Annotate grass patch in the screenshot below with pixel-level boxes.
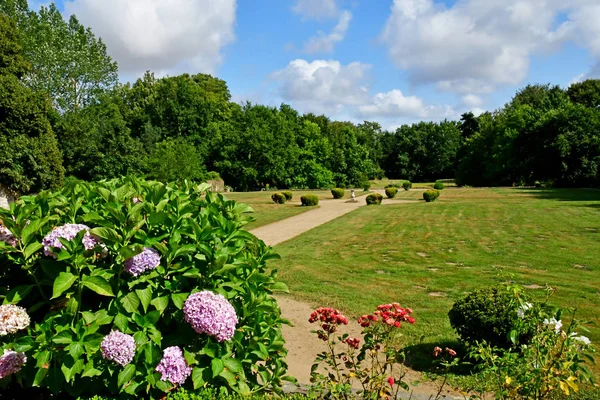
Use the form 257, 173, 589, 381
369, 179, 457, 189
224, 190, 367, 230
272, 188, 600, 376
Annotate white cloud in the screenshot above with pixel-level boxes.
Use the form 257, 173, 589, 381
63, 0, 236, 76
462, 94, 484, 108
304, 10, 352, 53
292, 0, 338, 20
270, 59, 455, 122
380, 0, 592, 94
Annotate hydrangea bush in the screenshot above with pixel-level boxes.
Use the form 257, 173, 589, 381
0, 177, 291, 397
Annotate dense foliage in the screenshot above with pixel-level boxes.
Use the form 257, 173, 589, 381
330, 188, 345, 199
402, 182, 412, 191
0, 177, 291, 397
422, 190, 440, 202
365, 193, 383, 205
281, 191, 293, 201
384, 187, 398, 198
300, 195, 319, 206
271, 193, 286, 204
433, 182, 445, 190
3, 2, 600, 193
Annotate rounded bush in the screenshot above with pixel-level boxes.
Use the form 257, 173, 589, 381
385, 187, 398, 198
433, 181, 445, 190
271, 192, 286, 204
0, 177, 289, 397
301, 194, 319, 206
423, 189, 440, 202
402, 181, 412, 191
331, 188, 345, 199
366, 193, 383, 205
281, 191, 293, 201
448, 287, 522, 348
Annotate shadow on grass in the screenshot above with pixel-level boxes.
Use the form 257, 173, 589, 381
514, 187, 600, 203
404, 340, 474, 375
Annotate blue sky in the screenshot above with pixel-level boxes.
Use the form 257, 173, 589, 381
41, 0, 600, 127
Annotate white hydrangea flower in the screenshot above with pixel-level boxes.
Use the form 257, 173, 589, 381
573, 335, 591, 345
543, 317, 562, 334
0, 305, 30, 336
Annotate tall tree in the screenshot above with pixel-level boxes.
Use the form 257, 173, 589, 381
567, 79, 600, 109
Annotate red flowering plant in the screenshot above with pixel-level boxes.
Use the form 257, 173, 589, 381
308, 303, 416, 399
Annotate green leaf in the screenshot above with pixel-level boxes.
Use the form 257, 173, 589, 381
52, 330, 73, 344
23, 242, 42, 259
144, 310, 160, 327
82, 275, 114, 297
171, 292, 188, 309
51, 272, 77, 299
270, 282, 290, 293
120, 292, 140, 313
114, 313, 130, 332
118, 364, 136, 388
223, 358, 243, 374
33, 367, 49, 386
4, 285, 33, 304
21, 219, 43, 246
68, 342, 85, 359
35, 351, 51, 368
211, 358, 224, 378
150, 296, 169, 313
192, 367, 206, 389
61, 356, 84, 383
135, 287, 152, 313
118, 245, 144, 260
89, 227, 122, 243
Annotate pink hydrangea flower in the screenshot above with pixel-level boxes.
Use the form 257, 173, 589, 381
0, 350, 26, 379
42, 224, 106, 258
101, 330, 136, 366
183, 291, 238, 342
155, 346, 191, 385
0, 225, 17, 247
124, 247, 161, 276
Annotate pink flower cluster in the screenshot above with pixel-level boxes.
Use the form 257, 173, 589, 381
358, 303, 415, 328
343, 337, 360, 349
42, 224, 106, 258
0, 225, 17, 247
124, 247, 161, 276
101, 331, 136, 366
155, 346, 192, 385
0, 350, 26, 379
309, 307, 349, 340
183, 291, 238, 342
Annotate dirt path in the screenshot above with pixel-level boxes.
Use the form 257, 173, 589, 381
249, 193, 464, 398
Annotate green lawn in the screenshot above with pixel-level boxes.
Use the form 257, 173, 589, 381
224, 189, 368, 230
272, 188, 600, 368
370, 178, 457, 189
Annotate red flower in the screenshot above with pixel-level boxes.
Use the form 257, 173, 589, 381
343, 337, 360, 349
309, 307, 349, 337
387, 377, 395, 386
446, 348, 457, 357
433, 346, 443, 357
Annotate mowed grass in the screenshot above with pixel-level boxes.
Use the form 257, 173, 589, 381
272, 188, 600, 365
370, 178, 457, 189
224, 190, 368, 230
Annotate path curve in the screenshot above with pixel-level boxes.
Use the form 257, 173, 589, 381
249, 192, 463, 399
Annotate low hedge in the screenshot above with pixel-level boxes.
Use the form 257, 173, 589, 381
331, 188, 345, 199
281, 191, 293, 201
301, 194, 319, 206
433, 181, 445, 190
423, 189, 440, 202
271, 192, 286, 204
385, 187, 398, 198
366, 193, 383, 205
402, 181, 412, 191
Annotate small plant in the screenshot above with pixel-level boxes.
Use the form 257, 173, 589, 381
535, 181, 542, 188
281, 191, 293, 201
301, 194, 319, 206
331, 188, 345, 199
433, 181, 445, 190
448, 286, 524, 348
423, 189, 440, 202
402, 181, 412, 191
271, 192, 286, 204
366, 193, 383, 205
308, 303, 416, 399
470, 284, 596, 399
363, 182, 371, 192
385, 187, 398, 199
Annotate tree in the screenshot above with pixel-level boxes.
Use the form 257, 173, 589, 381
567, 79, 600, 109
147, 138, 206, 182
0, 14, 64, 193
2, 2, 118, 112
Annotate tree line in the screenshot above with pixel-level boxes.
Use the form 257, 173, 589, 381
1, 1, 600, 194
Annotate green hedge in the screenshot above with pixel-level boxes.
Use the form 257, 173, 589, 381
423, 189, 440, 202
281, 191, 293, 201
331, 188, 345, 199
385, 187, 398, 198
366, 193, 383, 205
300, 194, 319, 206
402, 181, 412, 191
271, 192, 286, 204
433, 181, 445, 190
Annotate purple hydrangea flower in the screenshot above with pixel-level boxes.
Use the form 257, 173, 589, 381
100, 330, 136, 366
42, 223, 106, 258
124, 247, 161, 276
0, 350, 27, 379
155, 346, 192, 385
0, 304, 30, 336
0, 225, 17, 247
183, 291, 238, 342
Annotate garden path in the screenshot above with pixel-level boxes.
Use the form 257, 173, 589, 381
249, 192, 464, 399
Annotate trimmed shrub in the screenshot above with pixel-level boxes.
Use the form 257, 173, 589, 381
281, 191, 293, 201
448, 287, 522, 348
384, 183, 401, 189
301, 194, 319, 206
402, 181, 412, 191
433, 181, 445, 190
363, 182, 371, 192
366, 193, 383, 205
271, 192, 286, 204
331, 188, 345, 199
385, 187, 398, 198
423, 190, 440, 202
0, 177, 289, 397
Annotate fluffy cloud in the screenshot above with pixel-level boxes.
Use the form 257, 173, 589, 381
271, 59, 455, 121
461, 94, 484, 108
380, 0, 593, 94
63, 0, 236, 76
304, 10, 352, 53
292, 0, 338, 20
